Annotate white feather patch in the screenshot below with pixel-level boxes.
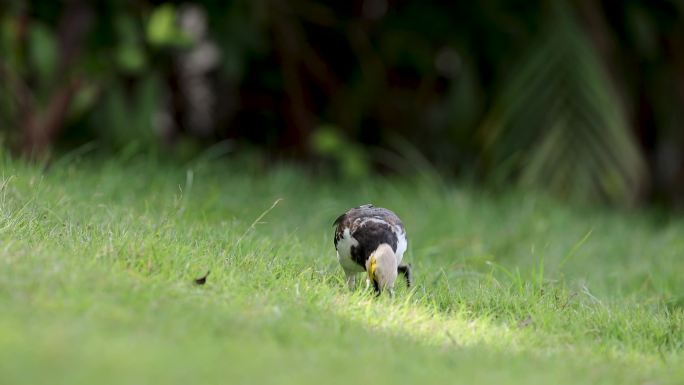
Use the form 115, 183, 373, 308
394, 227, 408, 264
336, 228, 364, 272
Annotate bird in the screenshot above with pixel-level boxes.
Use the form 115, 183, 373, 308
333, 204, 412, 295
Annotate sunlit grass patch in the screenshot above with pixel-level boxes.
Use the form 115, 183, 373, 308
0, 156, 683, 384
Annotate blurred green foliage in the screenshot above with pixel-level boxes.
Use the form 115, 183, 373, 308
482, 3, 646, 204
311, 125, 369, 179
1, 0, 683, 205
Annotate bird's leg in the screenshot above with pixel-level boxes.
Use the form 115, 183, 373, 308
344, 270, 357, 290
398, 264, 412, 287
372, 279, 381, 296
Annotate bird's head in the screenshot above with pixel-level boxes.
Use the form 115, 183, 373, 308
366, 243, 398, 296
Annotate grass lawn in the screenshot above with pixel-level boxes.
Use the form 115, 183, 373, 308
0, 155, 682, 385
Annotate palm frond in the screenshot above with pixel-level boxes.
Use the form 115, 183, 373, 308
482, 6, 647, 204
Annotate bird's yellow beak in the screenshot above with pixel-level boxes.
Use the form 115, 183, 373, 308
368, 255, 377, 282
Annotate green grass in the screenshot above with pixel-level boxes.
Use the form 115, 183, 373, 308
0, 154, 683, 385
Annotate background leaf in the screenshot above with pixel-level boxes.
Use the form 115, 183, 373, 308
482, 7, 647, 204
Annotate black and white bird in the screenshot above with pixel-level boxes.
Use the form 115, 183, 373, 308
333, 204, 412, 295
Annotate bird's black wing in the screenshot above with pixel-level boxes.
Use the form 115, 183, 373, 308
349, 219, 399, 268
